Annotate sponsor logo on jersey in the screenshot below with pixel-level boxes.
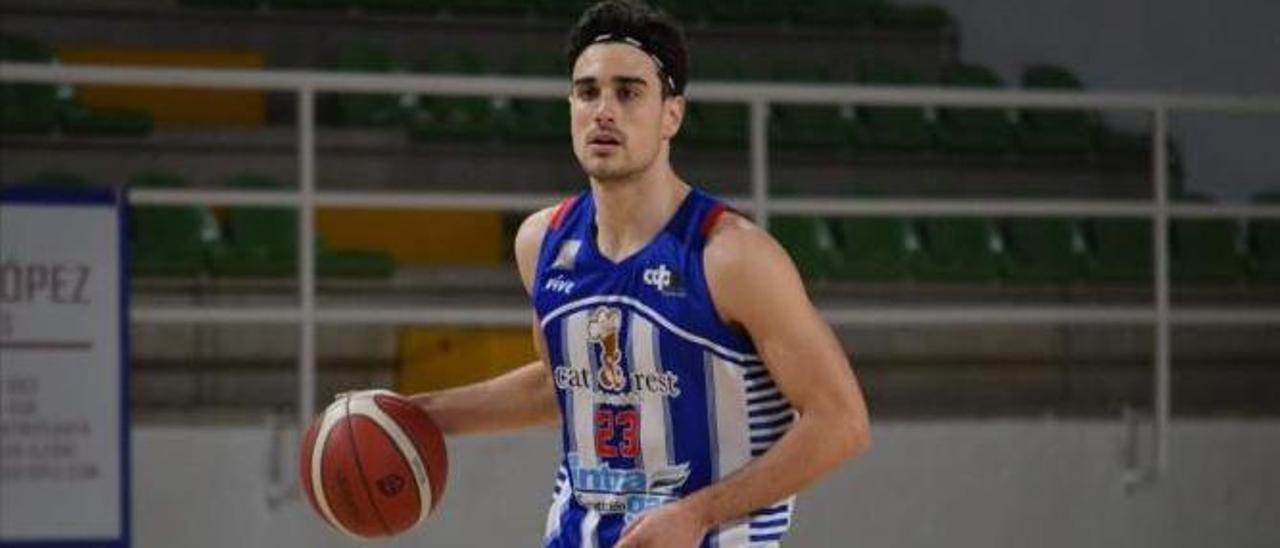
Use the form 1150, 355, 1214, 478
543, 275, 575, 295
555, 305, 682, 401
566, 453, 690, 519
642, 264, 684, 296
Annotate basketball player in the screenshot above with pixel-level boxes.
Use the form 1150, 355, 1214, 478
406, 1, 871, 545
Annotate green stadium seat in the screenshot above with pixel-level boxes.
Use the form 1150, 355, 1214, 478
850, 64, 934, 150
1248, 192, 1280, 283
208, 174, 297, 276
25, 171, 90, 187
872, 4, 952, 31
210, 173, 396, 277
651, 0, 705, 22
269, 0, 348, 10
1017, 65, 1098, 152
1170, 195, 1248, 283
178, 0, 262, 9
999, 218, 1087, 283
830, 217, 919, 281
58, 99, 154, 136
1085, 218, 1152, 283
504, 52, 570, 143
790, 0, 882, 25
354, 0, 438, 13
769, 217, 843, 279
935, 64, 1015, 153
682, 57, 749, 149
703, 0, 788, 23
913, 217, 1002, 282
769, 63, 848, 149
333, 44, 416, 128
410, 49, 498, 142
129, 172, 218, 277
1, 34, 58, 133
439, 0, 528, 16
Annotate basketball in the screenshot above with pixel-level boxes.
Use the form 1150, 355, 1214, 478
299, 390, 448, 540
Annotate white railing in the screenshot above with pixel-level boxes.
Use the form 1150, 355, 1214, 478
4, 62, 1280, 487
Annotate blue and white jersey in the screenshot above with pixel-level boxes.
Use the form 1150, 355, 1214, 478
534, 188, 796, 548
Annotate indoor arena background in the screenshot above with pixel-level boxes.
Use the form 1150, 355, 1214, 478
1, 1, 1277, 546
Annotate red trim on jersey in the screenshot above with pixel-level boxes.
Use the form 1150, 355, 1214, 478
700, 203, 730, 239
549, 196, 578, 231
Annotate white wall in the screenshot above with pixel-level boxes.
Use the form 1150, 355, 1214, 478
931, 0, 1280, 200
130, 420, 1280, 547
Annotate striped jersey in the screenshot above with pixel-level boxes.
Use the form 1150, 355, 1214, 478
533, 188, 797, 548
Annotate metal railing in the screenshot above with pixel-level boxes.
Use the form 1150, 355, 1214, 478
4, 62, 1280, 486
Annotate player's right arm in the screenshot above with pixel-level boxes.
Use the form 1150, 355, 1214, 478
407, 206, 561, 435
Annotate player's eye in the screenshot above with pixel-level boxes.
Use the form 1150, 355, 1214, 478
618, 86, 641, 102
574, 86, 599, 101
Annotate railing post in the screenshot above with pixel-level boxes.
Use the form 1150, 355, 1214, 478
298, 86, 317, 430
750, 98, 770, 229
1152, 105, 1172, 478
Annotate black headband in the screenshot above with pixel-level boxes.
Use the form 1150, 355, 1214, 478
591, 33, 679, 95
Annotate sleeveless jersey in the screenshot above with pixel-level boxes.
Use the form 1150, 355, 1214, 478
533, 188, 796, 548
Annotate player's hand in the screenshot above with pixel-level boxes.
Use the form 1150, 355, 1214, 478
615, 501, 709, 548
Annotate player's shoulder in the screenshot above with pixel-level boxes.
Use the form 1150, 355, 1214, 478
515, 198, 576, 293
702, 209, 791, 274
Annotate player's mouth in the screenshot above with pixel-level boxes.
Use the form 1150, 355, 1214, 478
587, 130, 624, 153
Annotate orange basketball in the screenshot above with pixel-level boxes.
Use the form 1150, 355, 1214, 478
299, 390, 448, 540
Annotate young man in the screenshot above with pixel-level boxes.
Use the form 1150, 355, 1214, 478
409, 1, 870, 546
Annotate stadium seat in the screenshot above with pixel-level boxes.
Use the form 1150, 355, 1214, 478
830, 217, 919, 281
410, 49, 498, 142
769, 216, 844, 279
211, 173, 396, 277
178, 0, 262, 9
769, 63, 849, 148
25, 172, 90, 187
438, 0, 528, 16
1, 34, 58, 133
703, 0, 788, 23
913, 217, 1002, 282
58, 99, 154, 136
1084, 218, 1152, 283
682, 56, 749, 149
935, 64, 1016, 153
504, 51, 570, 143
209, 173, 299, 276
1017, 65, 1098, 152
1248, 192, 1280, 283
129, 172, 218, 277
333, 44, 416, 128
850, 64, 934, 150
999, 218, 1087, 283
790, 0, 882, 25
872, 4, 953, 31
1171, 195, 1248, 283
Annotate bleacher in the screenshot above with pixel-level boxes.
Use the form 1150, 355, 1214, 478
2, 0, 1276, 419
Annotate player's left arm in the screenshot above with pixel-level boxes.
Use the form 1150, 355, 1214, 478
618, 214, 871, 547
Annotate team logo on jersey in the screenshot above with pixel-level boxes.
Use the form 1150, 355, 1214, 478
552, 239, 582, 271
642, 264, 684, 296
587, 306, 627, 392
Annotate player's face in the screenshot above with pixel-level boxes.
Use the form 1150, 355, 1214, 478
569, 43, 683, 183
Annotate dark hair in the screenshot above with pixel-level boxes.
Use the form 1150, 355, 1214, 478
565, 0, 688, 97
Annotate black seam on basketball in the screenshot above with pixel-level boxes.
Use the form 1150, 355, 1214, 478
344, 396, 394, 537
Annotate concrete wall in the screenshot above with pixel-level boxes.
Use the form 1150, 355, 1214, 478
129, 419, 1280, 547
931, 0, 1280, 200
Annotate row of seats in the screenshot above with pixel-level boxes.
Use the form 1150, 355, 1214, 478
330, 44, 1109, 153
21, 171, 397, 278
178, 0, 951, 29
770, 195, 1280, 285
0, 35, 154, 135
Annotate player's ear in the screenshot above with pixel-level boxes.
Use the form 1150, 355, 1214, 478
662, 94, 686, 140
